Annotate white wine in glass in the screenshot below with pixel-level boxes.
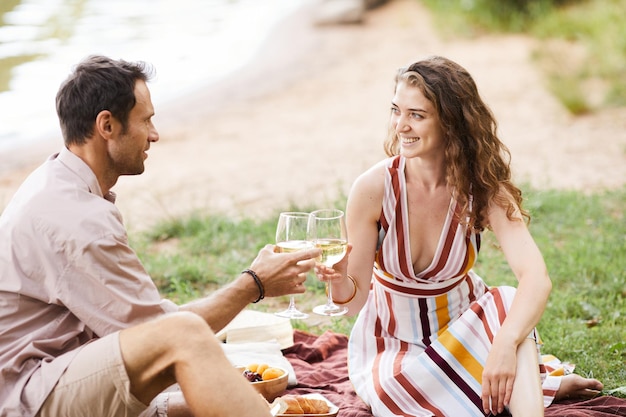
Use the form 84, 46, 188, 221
274, 212, 314, 319
310, 209, 349, 316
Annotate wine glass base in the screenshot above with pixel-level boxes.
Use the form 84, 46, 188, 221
312, 304, 348, 317
275, 309, 309, 319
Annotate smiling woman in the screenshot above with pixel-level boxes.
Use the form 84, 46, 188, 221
390, 71, 446, 163
315, 55, 605, 417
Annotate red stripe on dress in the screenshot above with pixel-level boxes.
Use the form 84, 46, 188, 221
418, 298, 432, 347
422, 202, 462, 280
374, 341, 443, 417
378, 159, 391, 233
375, 389, 414, 417
469, 295, 495, 343
380, 215, 389, 231
539, 363, 546, 374
395, 370, 443, 415
377, 157, 400, 275
426, 347, 484, 414
461, 233, 472, 274
389, 159, 413, 279
543, 388, 558, 397
491, 288, 507, 325
373, 292, 420, 416
373, 284, 384, 339
395, 212, 411, 279
385, 288, 397, 337
375, 272, 470, 297
388, 157, 402, 212
466, 276, 476, 304
371, 337, 393, 413
374, 342, 413, 417
372, 291, 386, 408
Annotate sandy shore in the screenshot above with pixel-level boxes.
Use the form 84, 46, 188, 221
1, 0, 625, 231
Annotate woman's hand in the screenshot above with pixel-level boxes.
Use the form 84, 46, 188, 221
481, 338, 518, 415
314, 245, 357, 308
314, 244, 352, 284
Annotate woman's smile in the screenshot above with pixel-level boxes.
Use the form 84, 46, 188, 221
401, 136, 420, 144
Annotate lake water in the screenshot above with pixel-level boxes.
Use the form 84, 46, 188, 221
0, 0, 309, 152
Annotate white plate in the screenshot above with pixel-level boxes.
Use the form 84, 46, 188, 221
276, 393, 339, 417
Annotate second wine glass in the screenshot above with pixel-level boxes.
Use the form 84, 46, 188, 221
274, 212, 314, 319
310, 209, 349, 316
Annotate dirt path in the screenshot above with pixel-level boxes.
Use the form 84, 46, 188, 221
1, 0, 624, 231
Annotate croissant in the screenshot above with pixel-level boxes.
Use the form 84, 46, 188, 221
279, 394, 330, 414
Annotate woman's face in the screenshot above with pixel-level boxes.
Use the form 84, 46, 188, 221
390, 80, 445, 160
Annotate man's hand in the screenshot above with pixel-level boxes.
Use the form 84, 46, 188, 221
249, 244, 321, 298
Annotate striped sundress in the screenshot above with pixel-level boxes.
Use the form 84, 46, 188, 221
348, 156, 561, 416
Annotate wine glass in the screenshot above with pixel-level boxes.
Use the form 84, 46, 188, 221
274, 212, 314, 319
310, 209, 349, 316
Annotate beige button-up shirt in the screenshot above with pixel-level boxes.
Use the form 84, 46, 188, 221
0, 148, 177, 417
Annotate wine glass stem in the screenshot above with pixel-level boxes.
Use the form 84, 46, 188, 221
326, 281, 336, 307
288, 296, 297, 309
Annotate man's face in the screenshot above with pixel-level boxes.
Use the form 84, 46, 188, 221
108, 80, 159, 176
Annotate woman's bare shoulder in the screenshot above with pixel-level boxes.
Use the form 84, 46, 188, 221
356, 158, 391, 183
352, 158, 390, 191
349, 158, 392, 205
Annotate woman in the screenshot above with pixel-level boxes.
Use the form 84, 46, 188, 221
319, 56, 603, 416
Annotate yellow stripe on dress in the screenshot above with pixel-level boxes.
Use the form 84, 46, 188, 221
437, 330, 483, 383
435, 293, 451, 337
461, 238, 477, 277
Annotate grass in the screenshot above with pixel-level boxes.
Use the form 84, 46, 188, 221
419, 0, 626, 114
133, 187, 626, 397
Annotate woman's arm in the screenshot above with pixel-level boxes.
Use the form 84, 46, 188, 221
481, 189, 552, 413
489, 192, 552, 346
321, 161, 386, 315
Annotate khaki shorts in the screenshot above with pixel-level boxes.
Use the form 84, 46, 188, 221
37, 332, 148, 417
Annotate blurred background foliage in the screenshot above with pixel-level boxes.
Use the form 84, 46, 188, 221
420, 0, 626, 114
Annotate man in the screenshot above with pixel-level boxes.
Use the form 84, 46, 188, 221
0, 55, 319, 417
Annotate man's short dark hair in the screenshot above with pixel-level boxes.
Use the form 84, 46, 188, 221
55, 55, 154, 146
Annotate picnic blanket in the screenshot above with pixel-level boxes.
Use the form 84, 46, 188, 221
282, 330, 626, 417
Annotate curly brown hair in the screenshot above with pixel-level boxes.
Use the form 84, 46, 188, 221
383, 56, 528, 231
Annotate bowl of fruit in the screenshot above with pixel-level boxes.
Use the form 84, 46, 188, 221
238, 363, 289, 402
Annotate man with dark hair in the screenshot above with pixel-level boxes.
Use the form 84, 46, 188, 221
0, 55, 319, 417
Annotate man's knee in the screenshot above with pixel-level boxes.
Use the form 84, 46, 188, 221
120, 312, 220, 403
159, 311, 211, 335
149, 312, 220, 357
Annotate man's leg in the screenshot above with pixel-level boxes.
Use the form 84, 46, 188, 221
38, 332, 147, 417
120, 311, 271, 417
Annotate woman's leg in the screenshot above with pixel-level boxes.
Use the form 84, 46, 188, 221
508, 338, 544, 417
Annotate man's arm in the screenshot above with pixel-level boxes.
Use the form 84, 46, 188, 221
179, 244, 319, 332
